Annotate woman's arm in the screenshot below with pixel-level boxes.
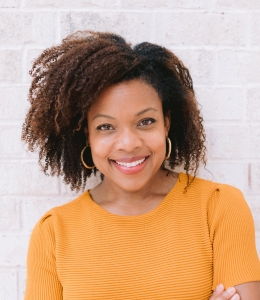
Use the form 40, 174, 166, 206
208, 186, 260, 289
235, 281, 260, 299
210, 282, 260, 300
25, 213, 63, 300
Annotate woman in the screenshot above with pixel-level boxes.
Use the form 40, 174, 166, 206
22, 31, 260, 299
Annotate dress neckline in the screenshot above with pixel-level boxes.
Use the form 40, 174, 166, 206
82, 172, 186, 221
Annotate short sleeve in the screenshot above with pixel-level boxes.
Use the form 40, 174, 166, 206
208, 185, 260, 290
24, 212, 63, 300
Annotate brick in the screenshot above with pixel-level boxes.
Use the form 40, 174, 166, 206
247, 89, 260, 121
246, 196, 260, 232
256, 233, 260, 257
218, 50, 260, 84
0, 161, 59, 195
60, 174, 100, 196
248, 126, 260, 159
24, 0, 118, 8
196, 87, 244, 120
247, 163, 260, 194
0, 0, 18, 8
60, 12, 151, 45
0, 126, 25, 156
0, 86, 29, 120
250, 14, 260, 46
218, 50, 239, 84
0, 50, 22, 82
172, 49, 215, 85
0, 270, 17, 300
198, 162, 246, 192
121, 0, 214, 9
18, 270, 26, 300
24, 198, 68, 231
0, 12, 56, 45
0, 13, 32, 45
207, 126, 249, 159
24, 148, 39, 160
60, 181, 82, 198
32, 13, 56, 45
153, 12, 247, 46
26, 48, 46, 82
216, 0, 260, 9
244, 52, 260, 83
0, 198, 20, 230
0, 235, 29, 266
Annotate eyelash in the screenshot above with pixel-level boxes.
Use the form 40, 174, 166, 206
96, 118, 156, 131
138, 118, 156, 126
96, 124, 114, 131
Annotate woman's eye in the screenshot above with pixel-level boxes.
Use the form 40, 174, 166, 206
139, 118, 155, 126
97, 124, 114, 131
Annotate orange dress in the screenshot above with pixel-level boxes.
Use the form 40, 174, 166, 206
25, 173, 260, 299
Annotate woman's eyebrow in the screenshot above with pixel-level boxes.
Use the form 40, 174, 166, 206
93, 108, 158, 120
93, 114, 116, 120
135, 107, 158, 117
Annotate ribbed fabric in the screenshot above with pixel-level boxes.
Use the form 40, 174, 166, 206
25, 173, 260, 300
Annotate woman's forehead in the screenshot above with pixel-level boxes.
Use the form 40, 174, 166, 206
88, 80, 162, 117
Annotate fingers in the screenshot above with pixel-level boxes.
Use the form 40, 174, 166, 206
230, 294, 240, 300
222, 287, 239, 300
210, 284, 224, 299
210, 284, 240, 300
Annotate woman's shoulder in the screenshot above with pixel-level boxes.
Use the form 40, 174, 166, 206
179, 172, 244, 198
206, 181, 251, 221
33, 191, 91, 231
178, 172, 249, 214
53, 191, 91, 214
191, 176, 254, 237
194, 174, 246, 207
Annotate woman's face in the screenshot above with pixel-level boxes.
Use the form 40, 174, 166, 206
86, 80, 170, 192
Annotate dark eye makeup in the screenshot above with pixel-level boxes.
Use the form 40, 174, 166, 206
96, 124, 114, 131
96, 118, 156, 131
138, 118, 156, 126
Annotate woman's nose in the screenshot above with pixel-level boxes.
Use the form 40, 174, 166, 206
115, 128, 142, 152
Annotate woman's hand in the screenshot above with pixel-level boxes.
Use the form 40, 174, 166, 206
209, 284, 240, 300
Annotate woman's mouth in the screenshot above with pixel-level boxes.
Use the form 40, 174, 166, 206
115, 157, 146, 168
110, 156, 149, 175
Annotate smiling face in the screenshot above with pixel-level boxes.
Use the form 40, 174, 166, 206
86, 80, 170, 192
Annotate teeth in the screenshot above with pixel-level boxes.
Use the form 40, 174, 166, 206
115, 158, 146, 168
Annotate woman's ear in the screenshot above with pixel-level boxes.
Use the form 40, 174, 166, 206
164, 110, 171, 135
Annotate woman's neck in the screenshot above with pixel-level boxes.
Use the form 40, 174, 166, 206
89, 169, 178, 216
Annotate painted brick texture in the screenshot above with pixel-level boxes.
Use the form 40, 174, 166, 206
0, 1, 259, 299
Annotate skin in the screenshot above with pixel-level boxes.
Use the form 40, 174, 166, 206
86, 80, 175, 216
85, 79, 260, 298
210, 282, 260, 300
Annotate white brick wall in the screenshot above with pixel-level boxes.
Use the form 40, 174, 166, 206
0, 1, 259, 299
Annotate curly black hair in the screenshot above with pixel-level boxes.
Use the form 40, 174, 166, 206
22, 30, 206, 191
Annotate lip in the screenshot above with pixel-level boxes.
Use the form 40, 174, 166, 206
110, 156, 150, 175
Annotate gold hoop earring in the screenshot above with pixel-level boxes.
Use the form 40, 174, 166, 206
81, 142, 95, 169
165, 137, 172, 160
